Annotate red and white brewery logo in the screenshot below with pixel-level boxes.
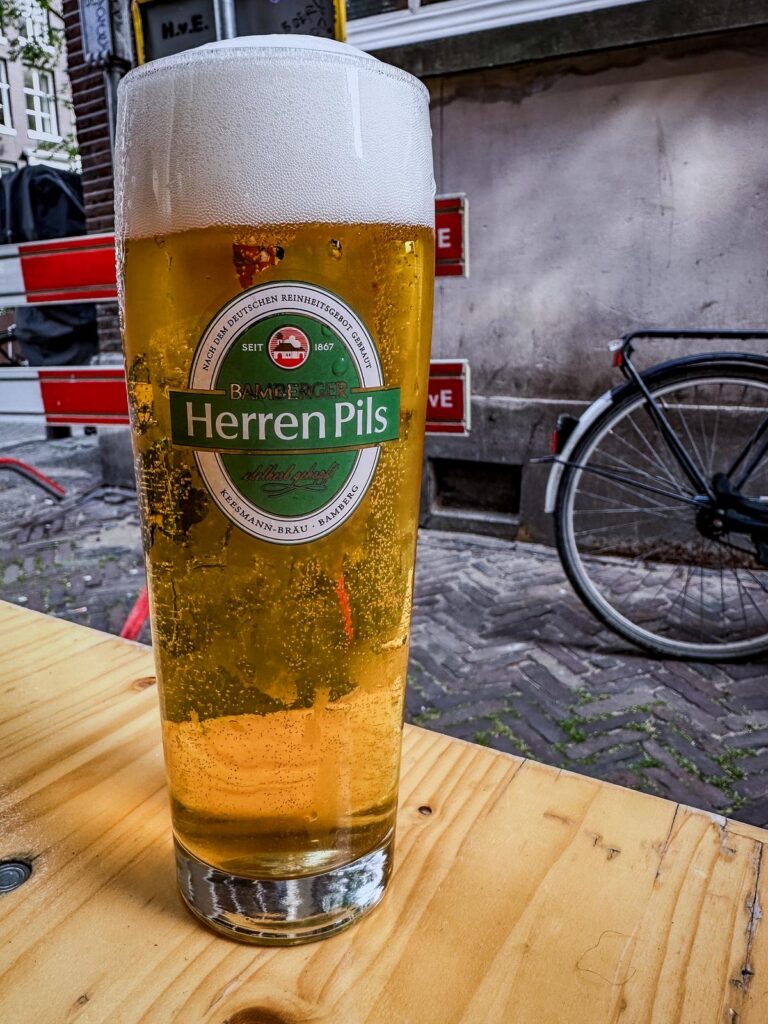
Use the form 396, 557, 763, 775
268, 325, 310, 370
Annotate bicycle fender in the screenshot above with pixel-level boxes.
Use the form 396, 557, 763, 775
638, 350, 768, 386
544, 390, 614, 513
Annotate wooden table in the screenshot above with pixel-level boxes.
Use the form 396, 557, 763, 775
1, 601, 766, 1023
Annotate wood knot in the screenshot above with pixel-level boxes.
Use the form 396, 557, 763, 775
224, 1011, 294, 1024
131, 676, 156, 691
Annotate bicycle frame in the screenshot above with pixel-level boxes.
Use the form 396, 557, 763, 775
614, 329, 768, 500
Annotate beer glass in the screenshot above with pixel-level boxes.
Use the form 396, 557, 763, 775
115, 35, 434, 943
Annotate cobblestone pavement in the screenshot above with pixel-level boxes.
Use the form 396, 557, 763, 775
0, 425, 149, 639
1, 430, 767, 826
409, 535, 768, 827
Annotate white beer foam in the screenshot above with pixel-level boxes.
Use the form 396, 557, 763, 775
115, 36, 434, 239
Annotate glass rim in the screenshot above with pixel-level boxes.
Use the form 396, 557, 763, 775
118, 37, 430, 104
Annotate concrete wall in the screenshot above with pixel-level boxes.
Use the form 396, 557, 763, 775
422, 33, 768, 541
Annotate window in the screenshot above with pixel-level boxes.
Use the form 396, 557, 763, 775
0, 61, 12, 133
24, 68, 58, 139
20, 0, 49, 44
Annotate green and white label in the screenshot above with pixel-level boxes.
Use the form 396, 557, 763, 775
170, 282, 399, 544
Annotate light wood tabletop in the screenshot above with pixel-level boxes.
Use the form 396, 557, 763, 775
0, 599, 766, 1023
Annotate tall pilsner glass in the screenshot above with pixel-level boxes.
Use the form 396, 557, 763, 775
114, 36, 434, 944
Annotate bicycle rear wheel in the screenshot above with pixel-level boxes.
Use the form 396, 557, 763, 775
555, 356, 768, 660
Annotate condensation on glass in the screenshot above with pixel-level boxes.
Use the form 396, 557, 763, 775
115, 34, 434, 944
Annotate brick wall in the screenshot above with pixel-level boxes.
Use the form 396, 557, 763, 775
62, 0, 115, 232
62, 0, 121, 351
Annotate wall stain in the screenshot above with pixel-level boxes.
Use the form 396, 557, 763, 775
428, 31, 768, 109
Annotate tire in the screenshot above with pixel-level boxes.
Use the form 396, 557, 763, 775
554, 355, 768, 661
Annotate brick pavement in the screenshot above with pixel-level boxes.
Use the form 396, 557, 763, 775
1, 431, 767, 826
409, 534, 768, 827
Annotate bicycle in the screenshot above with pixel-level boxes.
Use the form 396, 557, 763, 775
540, 329, 768, 661
0, 324, 21, 366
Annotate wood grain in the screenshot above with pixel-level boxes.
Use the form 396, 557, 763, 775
0, 600, 766, 1023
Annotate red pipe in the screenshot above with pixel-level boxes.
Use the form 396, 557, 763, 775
0, 458, 66, 498
120, 586, 149, 641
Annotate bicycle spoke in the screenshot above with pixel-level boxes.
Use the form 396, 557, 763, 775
623, 411, 688, 489
574, 488, 691, 520
650, 561, 687, 606
574, 503, 688, 516
659, 392, 710, 486
708, 383, 722, 477
574, 494, 690, 522
623, 412, 694, 495
729, 567, 751, 633
572, 517, 689, 537
741, 565, 768, 598
610, 423, 694, 490
667, 563, 695, 632
734, 570, 768, 628
592, 444, 693, 495
734, 433, 768, 492
575, 487, 684, 511
729, 430, 768, 490
572, 460, 698, 506
696, 385, 712, 476
698, 564, 705, 636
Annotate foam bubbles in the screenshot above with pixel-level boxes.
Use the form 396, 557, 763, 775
115, 36, 434, 239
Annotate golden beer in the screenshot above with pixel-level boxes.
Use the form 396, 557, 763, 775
116, 37, 434, 941
123, 221, 433, 873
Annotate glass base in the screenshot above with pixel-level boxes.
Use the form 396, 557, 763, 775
175, 833, 394, 945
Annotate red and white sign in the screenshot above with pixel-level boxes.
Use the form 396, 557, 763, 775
0, 197, 470, 307
425, 359, 471, 435
435, 195, 468, 278
0, 361, 472, 435
0, 366, 130, 426
0, 234, 117, 306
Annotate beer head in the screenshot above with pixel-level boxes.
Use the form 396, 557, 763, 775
115, 35, 434, 240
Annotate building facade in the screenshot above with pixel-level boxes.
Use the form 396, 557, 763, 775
0, 2, 77, 175
59, 0, 768, 536
349, 0, 768, 541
